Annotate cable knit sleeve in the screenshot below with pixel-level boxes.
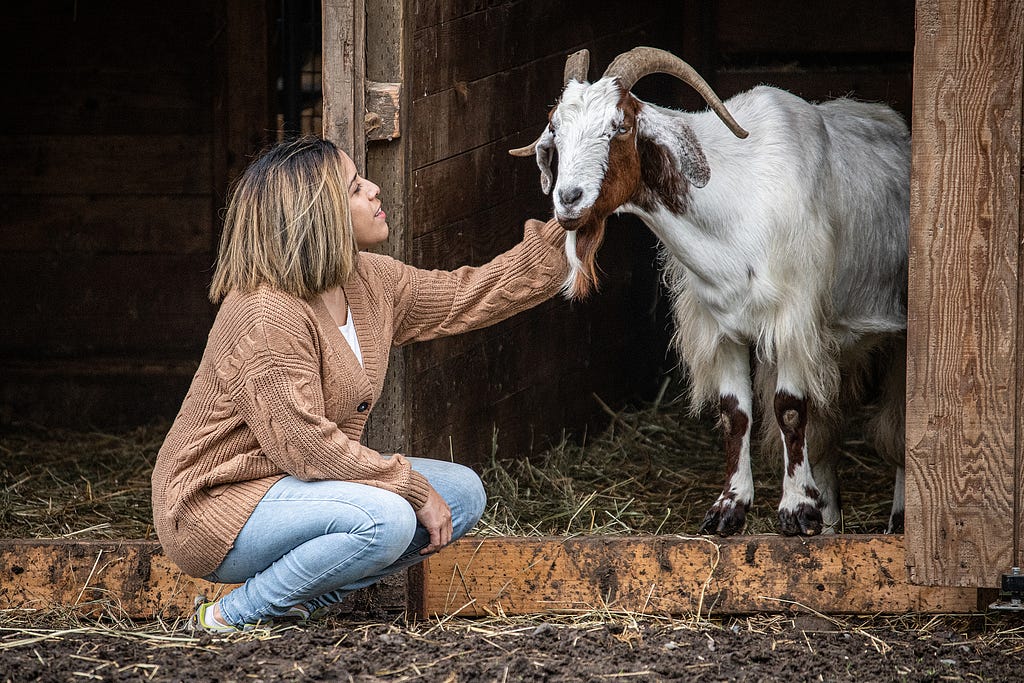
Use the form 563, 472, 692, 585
391, 218, 568, 345
215, 297, 431, 509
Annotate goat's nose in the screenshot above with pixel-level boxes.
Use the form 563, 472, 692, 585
558, 186, 583, 208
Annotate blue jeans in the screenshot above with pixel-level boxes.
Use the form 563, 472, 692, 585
205, 457, 486, 626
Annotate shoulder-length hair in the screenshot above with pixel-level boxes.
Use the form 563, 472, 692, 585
209, 136, 357, 303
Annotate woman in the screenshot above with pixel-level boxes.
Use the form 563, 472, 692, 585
151, 136, 567, 632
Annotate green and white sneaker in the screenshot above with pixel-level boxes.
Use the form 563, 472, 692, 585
189, 597, 271, 634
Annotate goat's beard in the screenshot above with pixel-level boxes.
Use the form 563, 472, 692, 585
562, 218, 607, 300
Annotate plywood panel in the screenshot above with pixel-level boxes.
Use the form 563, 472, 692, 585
420, 536, 979, 616
906, 0, 1023, 586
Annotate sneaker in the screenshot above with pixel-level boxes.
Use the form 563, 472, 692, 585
281, 603, 332, 623
189, 596, 271, 634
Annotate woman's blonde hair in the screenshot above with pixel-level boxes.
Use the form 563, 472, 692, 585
209, 136, 357, 303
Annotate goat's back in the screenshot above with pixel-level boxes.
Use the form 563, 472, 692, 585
817, 98, 910, 341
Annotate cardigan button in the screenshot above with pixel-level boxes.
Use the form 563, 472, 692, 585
357, 401, 370, 413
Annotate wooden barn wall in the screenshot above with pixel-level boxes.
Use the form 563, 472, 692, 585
907, 0, 1024, 586
379, 0, 683, 465
369, 0, 914, 468
0, 2, 272, 428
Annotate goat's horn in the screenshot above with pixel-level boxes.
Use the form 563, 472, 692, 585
509, 49, 591, 157
603, 46, 749, 139
563, 48, 590, 84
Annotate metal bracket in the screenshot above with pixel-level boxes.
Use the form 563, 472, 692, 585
989, 567, 1023, 611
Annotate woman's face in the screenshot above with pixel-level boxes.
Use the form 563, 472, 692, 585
339, 151, 389, 249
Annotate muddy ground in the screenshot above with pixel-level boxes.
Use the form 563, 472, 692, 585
2, 611, 1023, 682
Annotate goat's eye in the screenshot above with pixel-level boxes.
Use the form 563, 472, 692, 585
615, 125, 631, 136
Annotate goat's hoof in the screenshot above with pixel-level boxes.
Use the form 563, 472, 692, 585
778, 503, 823, 536
699, 503, 747, 536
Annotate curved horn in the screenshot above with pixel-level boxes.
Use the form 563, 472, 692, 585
509, 50, 591, 157
603, 46, 749, 139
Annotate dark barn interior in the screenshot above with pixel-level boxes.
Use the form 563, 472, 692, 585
1, 1, 914, 469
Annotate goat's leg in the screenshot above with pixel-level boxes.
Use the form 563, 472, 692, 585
774, 388, 825, 536
888, 466, 905, 533
698, 342, 753, 536
807, 413, 843, 533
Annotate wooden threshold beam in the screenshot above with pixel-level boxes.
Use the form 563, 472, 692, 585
0, 540, 405, 619
0, 536, 984, 620
419, 535, 982, 617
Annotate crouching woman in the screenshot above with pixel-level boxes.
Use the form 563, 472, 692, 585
151, 136, 567, 632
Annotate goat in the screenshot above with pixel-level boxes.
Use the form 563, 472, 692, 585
512, 47, 909, 536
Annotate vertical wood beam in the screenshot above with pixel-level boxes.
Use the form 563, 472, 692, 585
362, 0, 410, 453
907, 0, 1024, 586
322, 0, 366, 172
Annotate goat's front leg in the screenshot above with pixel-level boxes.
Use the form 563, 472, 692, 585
698, 342, 753, 536
774, 388, 824, 535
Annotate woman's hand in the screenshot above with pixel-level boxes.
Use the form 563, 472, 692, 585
416, 485, 453, 555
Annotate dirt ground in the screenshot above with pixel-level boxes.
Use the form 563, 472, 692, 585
1, 611, 1023, 682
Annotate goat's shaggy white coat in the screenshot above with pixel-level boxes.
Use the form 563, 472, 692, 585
531, 77, 909, 534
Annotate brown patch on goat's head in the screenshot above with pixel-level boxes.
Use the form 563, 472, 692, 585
561, 90, 645, 299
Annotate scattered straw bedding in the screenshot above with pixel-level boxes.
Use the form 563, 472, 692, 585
0, 375, 896, 541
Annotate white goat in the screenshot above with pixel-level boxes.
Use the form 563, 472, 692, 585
512, 47, 909, 536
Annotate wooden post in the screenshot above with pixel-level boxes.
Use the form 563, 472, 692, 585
322, 0, 366, 171
906, 0, 1024, 585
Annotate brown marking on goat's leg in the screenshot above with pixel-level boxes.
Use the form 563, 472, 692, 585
774, 392, 808, 477
698, 394, 752, 536
774, 391, 824, 536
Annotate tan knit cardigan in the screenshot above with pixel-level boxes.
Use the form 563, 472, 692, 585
152, 219, 567, 577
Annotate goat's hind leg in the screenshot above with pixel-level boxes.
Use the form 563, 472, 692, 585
698, 341, 754, 536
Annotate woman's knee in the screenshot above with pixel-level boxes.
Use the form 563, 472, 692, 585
411, 459, 487, 538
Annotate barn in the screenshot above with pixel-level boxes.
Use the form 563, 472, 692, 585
0, 0, 1021, 617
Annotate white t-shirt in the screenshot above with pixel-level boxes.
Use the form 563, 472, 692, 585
338, 306, 363, 367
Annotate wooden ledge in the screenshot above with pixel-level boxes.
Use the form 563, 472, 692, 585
0, 539, 405, 619
418, 535, 982, 616
0, 536, 982, 619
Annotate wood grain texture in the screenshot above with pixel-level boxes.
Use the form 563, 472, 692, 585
906, 0, 1024, 586
0, 540, 405, 619
420, 536, 979, 616
363, 0, 412, 454
323, 0, 366, 171
715, 0, 914, 55
0, 135, 212, 195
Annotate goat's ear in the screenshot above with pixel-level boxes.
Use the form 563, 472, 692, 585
535, 126, 556, 194
637, 113, 710, 189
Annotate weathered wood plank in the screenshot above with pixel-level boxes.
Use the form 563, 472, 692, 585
323, 0, 366, 171
0, 135, 212, 195
420, 536, 980, 617
715, 0, 914, 55
412, 1, 660, 97
361, 0, 411, 455
1, 254, 216, 355
0, 196, 212, 253
0, 540, 405, 619
907, 0, 1024, 586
